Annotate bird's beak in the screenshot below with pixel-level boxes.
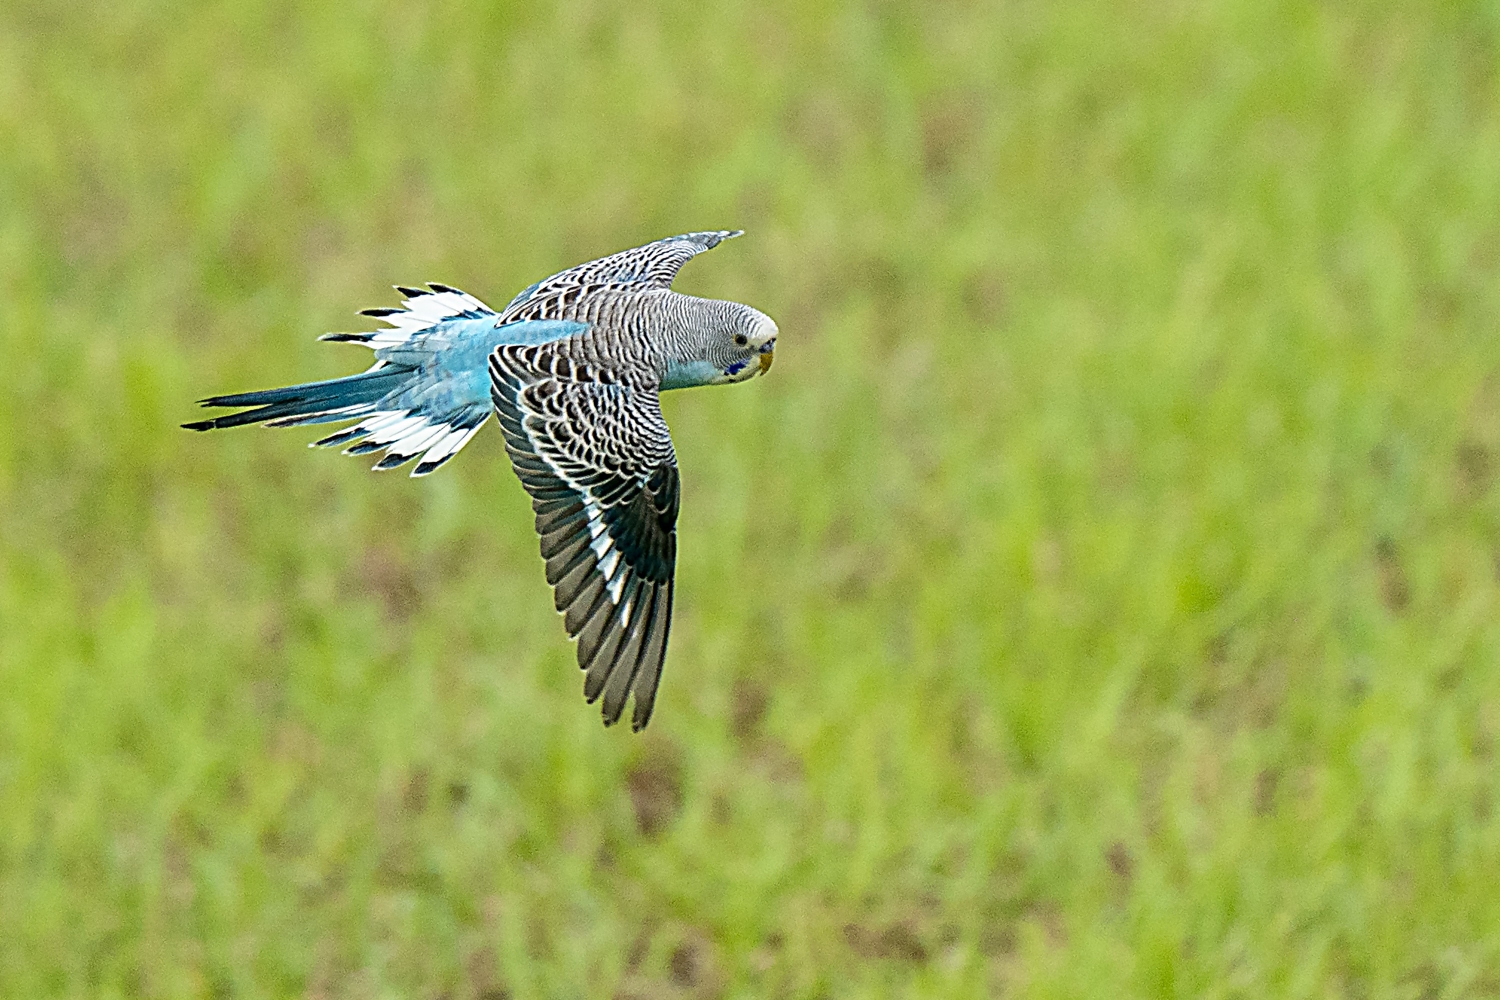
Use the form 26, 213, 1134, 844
758, 345, 775, 374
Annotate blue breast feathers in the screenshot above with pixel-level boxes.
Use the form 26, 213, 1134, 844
660, 359, 724, 390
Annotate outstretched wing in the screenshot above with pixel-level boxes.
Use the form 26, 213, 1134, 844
489, 345, 679, 730
499, 230, 742, 323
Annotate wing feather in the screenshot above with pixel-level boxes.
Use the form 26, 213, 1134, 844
489, 344, 680, 729
601, 583, 656, 725
582, 577, 641, 703
630, 580, 673, 731
499, 231, 742, 323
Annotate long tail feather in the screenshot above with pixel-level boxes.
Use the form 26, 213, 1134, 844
181, 366, 409, 431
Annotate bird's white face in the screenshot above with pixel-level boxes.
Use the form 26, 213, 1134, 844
711, 309, 778, 385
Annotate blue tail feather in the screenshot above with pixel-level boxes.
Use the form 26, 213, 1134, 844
265, 408, 374, 428
182, 367, 409, 431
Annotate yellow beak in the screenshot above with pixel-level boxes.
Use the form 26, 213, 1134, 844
758, 349, 774, 375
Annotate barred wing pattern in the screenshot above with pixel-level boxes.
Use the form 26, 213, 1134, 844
498, 230, 742, 322
489, 345, 679, 730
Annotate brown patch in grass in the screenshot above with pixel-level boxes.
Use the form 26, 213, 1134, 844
753, 738, 804, 785
921, 89, 985, 179
1205, 631, 1231, 666
615, 929, 724, 999
625, 929, 651, 971
402, 768, 429, 813
1456, 439, 1492, 500
819, 515, 890, 602
1106, 841, 1134, 882
844, 919, 929, 963
358, 543, 422, 621
464, 943, 506, 1000
1375, 536, 1410, 613
749, 931, 784, 974
710, 793, 731, 825
979, 920, 1017, 957
1254, 768, 1279, 815
626, 753, 683, 838
1189, 646, 1287, 734
729, 676, 768, 742
962, 267, 1008, 326
669, 939, 706, 988
1028, 901, 1068, 948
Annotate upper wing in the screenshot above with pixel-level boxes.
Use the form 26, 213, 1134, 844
498, 230, 742, 323
488, 344, 679, 730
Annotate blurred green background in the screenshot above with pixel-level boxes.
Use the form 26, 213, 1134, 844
3, 0, 1500, 996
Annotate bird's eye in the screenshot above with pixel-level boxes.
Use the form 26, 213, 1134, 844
734, 333, 749, 347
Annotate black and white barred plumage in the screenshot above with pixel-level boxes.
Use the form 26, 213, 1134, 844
489, 348, 678, 729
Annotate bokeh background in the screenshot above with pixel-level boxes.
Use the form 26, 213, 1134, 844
4, 0, 1500, 996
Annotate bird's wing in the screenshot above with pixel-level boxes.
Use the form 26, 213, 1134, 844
489, 344, 679, 730
499, 230, 742, 322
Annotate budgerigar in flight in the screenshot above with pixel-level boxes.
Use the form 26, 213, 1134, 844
185, 231, 777, 730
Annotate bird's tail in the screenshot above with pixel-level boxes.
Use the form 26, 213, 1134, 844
181, 365, 412, 432
183, 280, 510, 475
183, 361, 489, 476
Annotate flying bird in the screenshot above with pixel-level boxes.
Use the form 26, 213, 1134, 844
185, 231, 777, 730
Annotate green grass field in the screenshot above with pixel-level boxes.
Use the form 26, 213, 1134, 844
3, 0, 1500, 996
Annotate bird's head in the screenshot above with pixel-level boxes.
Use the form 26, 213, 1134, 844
660, 301, 778, 390
711, 306, 777, 385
